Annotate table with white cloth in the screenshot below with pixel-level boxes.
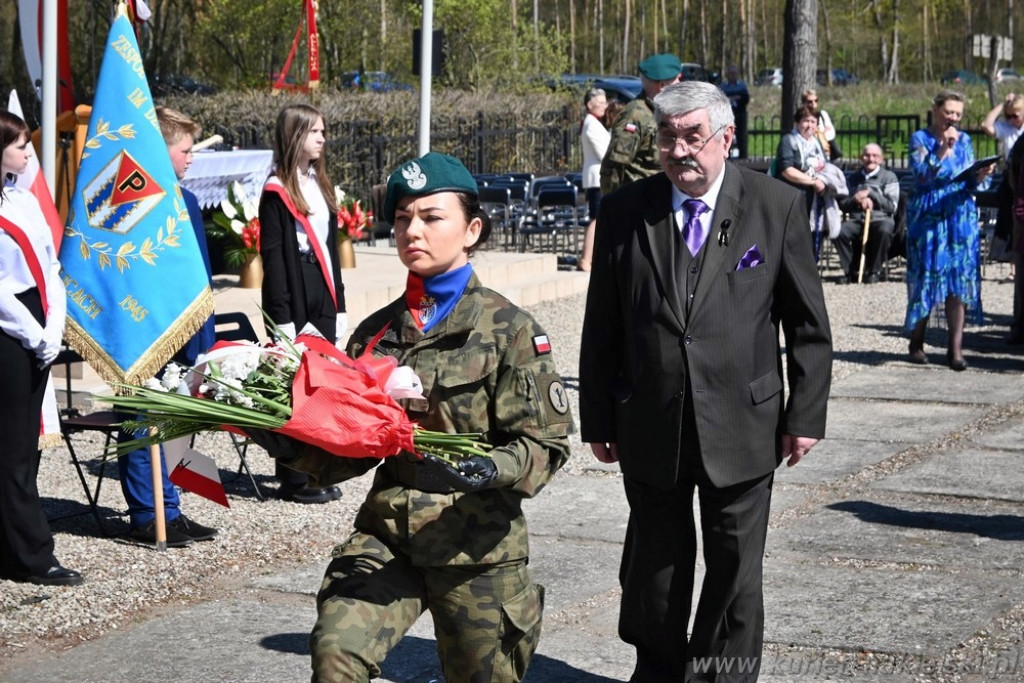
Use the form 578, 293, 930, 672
180, 149, 274, 210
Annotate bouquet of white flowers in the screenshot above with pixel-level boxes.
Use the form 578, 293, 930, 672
102, 331, 491, 464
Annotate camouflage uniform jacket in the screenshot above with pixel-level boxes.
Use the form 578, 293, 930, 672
599, 96, 660, 195
289, 272, 573, 566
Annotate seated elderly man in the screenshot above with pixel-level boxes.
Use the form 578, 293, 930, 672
835, 143, 900, 283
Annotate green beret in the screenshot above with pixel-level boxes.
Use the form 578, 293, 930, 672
638, 53, 681, 81
383, 152, 478, 223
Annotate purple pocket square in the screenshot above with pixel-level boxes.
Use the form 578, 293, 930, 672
736, 244, 764, 270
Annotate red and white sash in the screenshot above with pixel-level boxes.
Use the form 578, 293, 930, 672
263, 180, 337, 308
0, 214, 61, 448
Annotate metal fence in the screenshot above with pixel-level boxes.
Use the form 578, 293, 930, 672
208, 108, 1001, 202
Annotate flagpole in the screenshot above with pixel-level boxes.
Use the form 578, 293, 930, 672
417, 0, 433, 156
41, 0, 57, 192
149, 436, 168, 551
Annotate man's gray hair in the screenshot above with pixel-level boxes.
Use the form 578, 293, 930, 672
653, 81, 735, 134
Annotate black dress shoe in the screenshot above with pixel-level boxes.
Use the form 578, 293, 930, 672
946, 351, 968, 371
168, 514, 218, 542
128, 522, 194, 548
278, 484, 342, 504
908, 347, 929, 365
24, 565, 84, 587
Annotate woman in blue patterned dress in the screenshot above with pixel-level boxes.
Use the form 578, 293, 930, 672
906, 91, 995, 370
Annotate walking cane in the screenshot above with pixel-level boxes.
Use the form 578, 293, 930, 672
857, 208, 872, 283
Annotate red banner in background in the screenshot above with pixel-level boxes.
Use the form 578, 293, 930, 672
307, 0, 320, 89
273, 0, 319, 92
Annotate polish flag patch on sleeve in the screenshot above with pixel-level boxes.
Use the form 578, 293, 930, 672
532, 334, 551, 355
625, 123, 638, 133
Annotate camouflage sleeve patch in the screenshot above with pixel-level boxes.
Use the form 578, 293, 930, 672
537, 372, 572, 425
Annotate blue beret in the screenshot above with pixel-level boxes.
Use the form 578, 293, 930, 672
383, 153, 478, 223
638, 53, 681, 81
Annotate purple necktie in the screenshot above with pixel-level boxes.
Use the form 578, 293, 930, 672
682, 198, 709, 256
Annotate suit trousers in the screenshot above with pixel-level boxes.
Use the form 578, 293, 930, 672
0, 289, 59, 578
619, 461, 773, 683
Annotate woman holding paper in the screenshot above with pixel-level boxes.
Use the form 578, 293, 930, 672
0, 111, 81, 586
905, 90, 995, 370
259, 103, 346, 504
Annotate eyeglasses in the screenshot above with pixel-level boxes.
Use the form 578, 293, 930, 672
657, 125, 725, 154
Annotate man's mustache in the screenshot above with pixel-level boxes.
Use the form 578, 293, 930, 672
666, 158, 700, 169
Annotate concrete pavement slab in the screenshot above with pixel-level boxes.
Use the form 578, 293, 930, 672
871, 448, 1024, 503
967, 418, 1024, 451
770, 493, 1024, 570
762, 561, 1016, 655
773, 438, 904, 485
823, 399, 988, 442
830, 366, 1024, 405
523, 473, 629, 544
0, 599, 311, 683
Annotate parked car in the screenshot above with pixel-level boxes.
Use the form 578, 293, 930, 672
754, 68, 783, 87
149, 74, 217, 96
593, 76, 643, 103
546, 73, 642, 103
940, 70, 984, 85
679, 63, 720, 84
995, 67, 1021, 83
816, 68, 859, 86
340, 71, 413, 92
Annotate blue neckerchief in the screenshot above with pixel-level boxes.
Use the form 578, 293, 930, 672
405, 263, 473, 332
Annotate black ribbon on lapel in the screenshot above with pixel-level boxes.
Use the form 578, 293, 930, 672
718, 219, 732, 246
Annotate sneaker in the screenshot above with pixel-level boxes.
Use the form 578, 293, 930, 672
168, 514, 218, 542
278, 484, 342, 504
128, 522, 194, 548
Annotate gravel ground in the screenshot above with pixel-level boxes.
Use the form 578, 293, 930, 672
1, 259, 1019, 675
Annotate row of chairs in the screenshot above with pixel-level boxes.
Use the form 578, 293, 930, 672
475, 172, 589, 257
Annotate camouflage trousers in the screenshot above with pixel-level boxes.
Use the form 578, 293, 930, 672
310, 532, 545, 683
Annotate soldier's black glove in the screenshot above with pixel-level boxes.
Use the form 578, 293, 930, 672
417, 454, 499, 493
243, 428, 304, 464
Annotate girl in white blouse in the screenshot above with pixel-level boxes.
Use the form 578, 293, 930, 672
0, 111, 81, 586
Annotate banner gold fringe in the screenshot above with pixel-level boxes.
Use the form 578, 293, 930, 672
38, 433, 64, 450
62, 288, 215, 389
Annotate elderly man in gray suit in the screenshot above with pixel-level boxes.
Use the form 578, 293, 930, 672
580, 81, 833, 682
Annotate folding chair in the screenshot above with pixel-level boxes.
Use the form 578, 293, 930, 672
209, 312, 269, 499
478, 185, 514, 250
55, 347, 118, 534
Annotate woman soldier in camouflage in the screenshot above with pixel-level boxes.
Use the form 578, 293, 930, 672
250, 152, 573, 682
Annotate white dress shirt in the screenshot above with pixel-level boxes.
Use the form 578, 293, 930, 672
0, 182, 67, 352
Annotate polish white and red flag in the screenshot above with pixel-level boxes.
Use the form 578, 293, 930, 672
164, 438, 230, 508
7, 90, 63, 251
7, 89, 62, 448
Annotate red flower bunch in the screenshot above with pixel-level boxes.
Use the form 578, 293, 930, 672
338, 199, 372, 242
241, 217, 261, 251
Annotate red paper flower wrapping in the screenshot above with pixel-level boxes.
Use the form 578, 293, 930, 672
275, 335, 417, 458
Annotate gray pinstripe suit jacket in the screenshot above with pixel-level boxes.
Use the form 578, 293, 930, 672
579, 163, 833, 488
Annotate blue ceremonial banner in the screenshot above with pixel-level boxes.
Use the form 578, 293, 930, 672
60, 8, 214, 384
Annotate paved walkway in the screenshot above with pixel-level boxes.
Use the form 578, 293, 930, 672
8, 249, 1024, 682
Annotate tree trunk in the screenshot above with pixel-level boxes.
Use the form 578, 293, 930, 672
819, 0, 832, 85
887, 0, 900, 84
623, 0, 631, 73
782, 0, 817, 126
